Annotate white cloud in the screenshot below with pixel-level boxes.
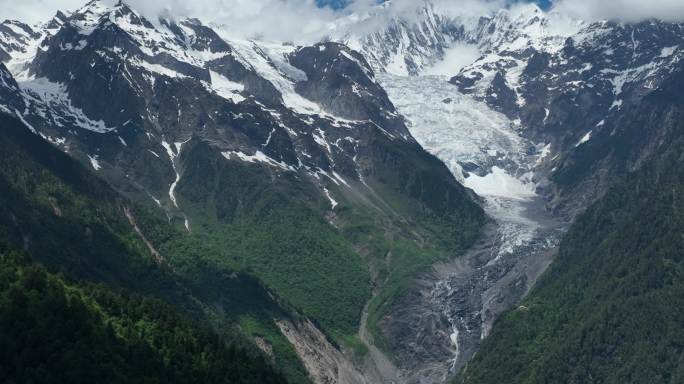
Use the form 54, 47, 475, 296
0, 0, 345, 42
131, 0, 344, 42
344, 0, 505, 19
551, 0, 684, 22
1, 0, 682, 44
423, 42, 482, 77
326, 0, 507, 40
131, 0, 507, 43
0, 0, 508, 42
0, 0, 84, 24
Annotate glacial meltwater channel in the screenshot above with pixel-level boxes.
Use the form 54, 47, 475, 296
378, 74, 566, 383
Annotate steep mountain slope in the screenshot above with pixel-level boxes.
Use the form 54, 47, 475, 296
340, 0, 683, 218
0, 245, 288, 384
5, 1, 681, 382
331, 1, 684, 381
0, 110, 315, 382
333, 1, 463, 76
376, 72, 564, 383
452, 16, 684, 218
0, 0, 486, 381
334, 2, 577, 77
458, 72, 684, 383
327, 4, 577, 380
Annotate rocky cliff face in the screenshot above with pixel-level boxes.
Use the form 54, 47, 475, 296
334, 2, 576, 77
0, 1, 486, 383
0, 63, 24, 113
3, 1, 682, 383
449, 14, 684, 218
339, 0, 682, 219
0, 0, 478, 221
333, 1, 463, 76
331, 2, 684, 382
1, 0, 466, 209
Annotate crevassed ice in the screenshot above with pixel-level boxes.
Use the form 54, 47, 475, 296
464, 167, 536, 200
377, 73, 530, 188
378, 73, 549, 258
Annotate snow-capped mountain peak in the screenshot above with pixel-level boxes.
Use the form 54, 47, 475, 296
0, 0, 416, 222
476, 4, 581, 54
329, 0, 582, 77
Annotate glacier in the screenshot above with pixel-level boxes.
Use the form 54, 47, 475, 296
378, 70, 564, 377
378, 73, 550, 256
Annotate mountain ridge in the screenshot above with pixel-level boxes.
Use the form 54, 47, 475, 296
0, 1, 487, 383
1, 1, 683, 383
328, 1, 684, 381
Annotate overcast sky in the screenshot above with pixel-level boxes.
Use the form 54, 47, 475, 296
553, 0, 684, 22
0, 0, 510, 42
1, 0, 684, 42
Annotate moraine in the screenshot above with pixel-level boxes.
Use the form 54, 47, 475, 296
377, 72, 566, 381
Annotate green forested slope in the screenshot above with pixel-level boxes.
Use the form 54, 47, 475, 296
0, 245, 287, 384
0, 113, 311, 383
0, 98, 485, 381
458, 136, 684, 383
174, 140, 371, 337
173, 136, 485, 345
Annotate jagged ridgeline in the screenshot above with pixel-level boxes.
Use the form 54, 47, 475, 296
14, 0, 684, 381
0, 0, 485, 381
346, 4, 684, 378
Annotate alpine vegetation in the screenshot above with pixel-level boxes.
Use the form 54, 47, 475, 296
0, 0, 683, 383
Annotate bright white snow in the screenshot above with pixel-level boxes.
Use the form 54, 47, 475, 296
377, 74, 530, 185
87, 154, 101, 171
464, 167, 536, 200
221, 150, 296, 171
227, 39, 329, 117
660, 46, 678, 58
207, 70, 245, 103
162, 139, 190, 208
19, 78, 115, 133
323, 187, 338, 210
378, 73, 551, 259
575, 131, 592, 147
